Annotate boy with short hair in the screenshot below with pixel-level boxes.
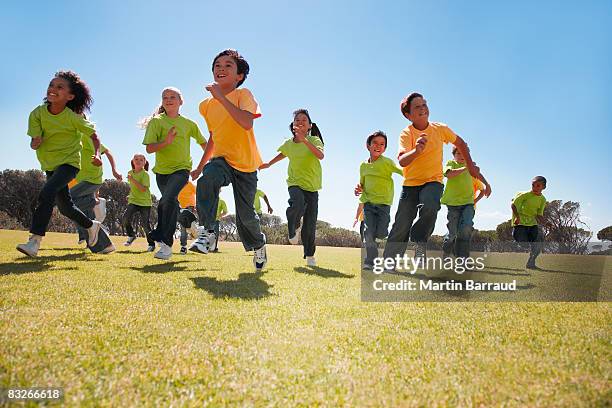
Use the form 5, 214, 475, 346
355, 131, 402, 269
512, 176, 548, 269
190, 49, 268, 271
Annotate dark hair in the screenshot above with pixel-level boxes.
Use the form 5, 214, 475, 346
289, 109, 324, 145
212, 49, 250, 87
44, 70, 93, 115
533, 175, 547, 187
131, 154, 149, 171
400, 92, 423, 117
367, 131, 387, 147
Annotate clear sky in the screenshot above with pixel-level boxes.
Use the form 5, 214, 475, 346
1, 0, 610, 236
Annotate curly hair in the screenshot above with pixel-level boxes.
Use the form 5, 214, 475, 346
289, 108, 324, 145
212, 49, 250, 87
366, 130, 387, 147
44, 70, 93, 114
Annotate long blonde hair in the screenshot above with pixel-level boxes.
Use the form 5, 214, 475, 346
138, 87, 183, 129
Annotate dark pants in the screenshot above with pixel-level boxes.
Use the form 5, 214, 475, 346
513, 225, 543, 261
196, 158, 264, 251
70, 181, 101, 241
150, 170, 189, 246
178, 207, 197, 247
363, 203, 391, 266
442, 204, 475, 258
30, 164, 93, 236
123, 203, 154, 245
383, 182, 443, 259
214, 220, 220, 249
287, 186, 318, 258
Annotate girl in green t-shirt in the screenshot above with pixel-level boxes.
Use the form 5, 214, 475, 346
123, 153, 155, 251
260, 109, 324, 267
17, 71, 110, 257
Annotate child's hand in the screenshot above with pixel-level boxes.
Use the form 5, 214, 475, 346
127, 174, 133, 182
166, 126, 177, 145
514, 216, 521, 225
354, 183, 363, 196
91, 155, 103, 167
205, 83, 224, 100
113, 170, 123, 181
415, 136, 427, 154
484, 183, 492, 197
267, 206, 274, 214
353, 219, 359, 228
30, 137, 42, 150
292, 124, 308, 141
259, 162, 270, 170
190, 168, 202, 180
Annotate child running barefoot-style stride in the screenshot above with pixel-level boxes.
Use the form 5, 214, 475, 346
141, 87, 207, 260
18, 71, 110, 257
190, 49, 268, 271
123, 153, 155, 251
512, 176, 548, 269
260, 109, 324, 267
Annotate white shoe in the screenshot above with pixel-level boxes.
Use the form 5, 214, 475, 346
289, 218, 302, 245
87, 220, 102, 247
154, 242, 172, 260
189, 229, 215, 254
253, 245, 267, 272
94, 197, 107, 222
100, 244, 115, 254
306, 256, 316, 267
16, 234, 42, 257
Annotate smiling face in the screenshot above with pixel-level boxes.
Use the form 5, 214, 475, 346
46, 77, 74, 107
531, 179, 546, 195
406, 96, 429, 126
161, 89, 182, 115
213, 55, 244, 90
453, 149, 466, 164
292, 112, 311, 135
367, 136, 387, 160
132, 154, 146, 171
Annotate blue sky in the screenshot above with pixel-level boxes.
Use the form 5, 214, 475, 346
1, 0, 610, 236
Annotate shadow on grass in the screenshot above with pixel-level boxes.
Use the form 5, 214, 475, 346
0, 252, 89, 275
127, 260, 190, 274
190, 272, 273, 299
294, 266, 354, 279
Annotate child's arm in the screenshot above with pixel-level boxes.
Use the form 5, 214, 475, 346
445, 167, 467, 178
398, 135, 428, 167
146, 126, 177, 154
103, 149, 123, 181
477, 171, 492, 197
206, 84, 254, 130
452, 136, 481, 179
191, 137, 215, 180
299, 136, 324, 160
128, 174, 147, 193
90, 133, 102, 166
30, 136, 43, 150
259, 153, 286, 170
474, 189, 485, 205
511, 203, 521, 226
353, 202, 364, 228
263, 194, 273, 214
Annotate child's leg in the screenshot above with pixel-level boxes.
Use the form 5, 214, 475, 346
286, 186, 306, 238
363, 204, 380, 266
376, 204, 392, 240
383, 186, 419, 260
70, 181, 100, 241
411, 182, 444, 243
214, 220, 220, 249
232, 167, 265, 251
442, 206, 460, 256
154, 170, 188, 246
196, 159, 231, 231
527, 226, 543, 262
455, 204, 475, 258
139, 206, 154, 245
177, 209, 189, 247
301, 190, 319, 258
123, 204, 138, 237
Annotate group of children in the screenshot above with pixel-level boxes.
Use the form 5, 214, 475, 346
17, 51, 547, 272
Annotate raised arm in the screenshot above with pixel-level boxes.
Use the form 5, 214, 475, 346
103, 149, 123, 181
206, 83, 254, 130
128, 174, 147, 193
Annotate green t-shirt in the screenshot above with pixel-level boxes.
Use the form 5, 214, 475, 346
277, 135, 324, 192
440, 160, 474, 206
128, 169, 152, 206
216, 199, 228, 221
253, 189, 265, 214
27, 104, 96, 171
512, 191, 547, 227
75, 132, 108, 184
359, 155, 402, 206
142, 113, 206, 175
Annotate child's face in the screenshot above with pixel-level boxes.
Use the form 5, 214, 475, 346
162, 89, 182, 113
406, 97, 429, 123
46, 77, 74, 106
531, 180, 546, 194
293, 113, 311, 134
453, 149, 465, 163
133, 155, 146, 170
213, 56, 244, 88
367, 136, 387, 158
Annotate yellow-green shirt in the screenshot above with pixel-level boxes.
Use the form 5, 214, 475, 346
216, 199, 228, 221
27, 104, 96, 171
512, 191, 547, 227
76, 132, 108, 185
359, 156, 402, 205
253, 189, 266, 214
142, 113, 206, 175
128, 169, 152, 206
278, 135, 324, 192
441, 160, 476, 206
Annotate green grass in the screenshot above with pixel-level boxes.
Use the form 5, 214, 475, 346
1, 229, 610, 407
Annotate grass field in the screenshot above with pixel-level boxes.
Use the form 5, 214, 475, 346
1, 229, 610, 407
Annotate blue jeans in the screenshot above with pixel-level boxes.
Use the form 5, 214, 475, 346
70, 181, 101, 241
30, 164, 93, 236
287, 186, 318, 258
363, 203, 391, 266
383, 182, 443, 259
150, 170, 189, 246
442, 204, 475, 257
196, 158, 264, 251
513, 225, 543, 260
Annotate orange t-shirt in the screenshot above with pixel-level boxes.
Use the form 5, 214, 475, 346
178, 181, 196, 208
199, 88, 262, 173
398, 122, 457, 186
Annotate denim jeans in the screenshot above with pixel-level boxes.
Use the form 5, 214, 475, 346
383, 182, 443, 259
513, 225, 543, 260
287, 186, 319, 258
123, 203, 154, 245
150, 170, 189, 246
177, 207, 197, 247
30, 164, 93, 236
442, 204, 475, 258
69, 181, 101, 241
196, 158, 264, 251
363, 203, 391, 266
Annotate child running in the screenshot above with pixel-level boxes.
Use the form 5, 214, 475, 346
354, 131, 402, 269
17, 71, 107, 257
260, 109, 324, 267
512, 176, 548, 269
141, 87, 207, 260
123, 153, 155, 251
190, 49, 268, 271
177, 180, 198, 255
254, 189, 273, 219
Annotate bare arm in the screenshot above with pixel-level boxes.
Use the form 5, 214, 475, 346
263, 195, 273, 214
353, 202, 364, 228
103, 149, 123, 181
511, 203, 520, 225
206, 84, 254, 130
398, 135, 428, 167
128, 174, 147, 193
259, 153, 286, 169
445, 168, 467, 178
146, 126, 177, 154
302, 138, 324, 160
191, 137, 215, 180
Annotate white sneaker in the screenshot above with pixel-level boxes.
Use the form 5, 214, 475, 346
87, 220, 102, 247
306, 256, 316, 267
189, 229, 215, 254
100, 244, 115, 254
16, 234, 42, 257
94, 197, 107, 222
154, 242, 172, 260
289, 218, 302, 245
254, 245, 267, 272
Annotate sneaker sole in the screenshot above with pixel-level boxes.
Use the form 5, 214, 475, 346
188, 245, 208, 254
16, 246, 37, 257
